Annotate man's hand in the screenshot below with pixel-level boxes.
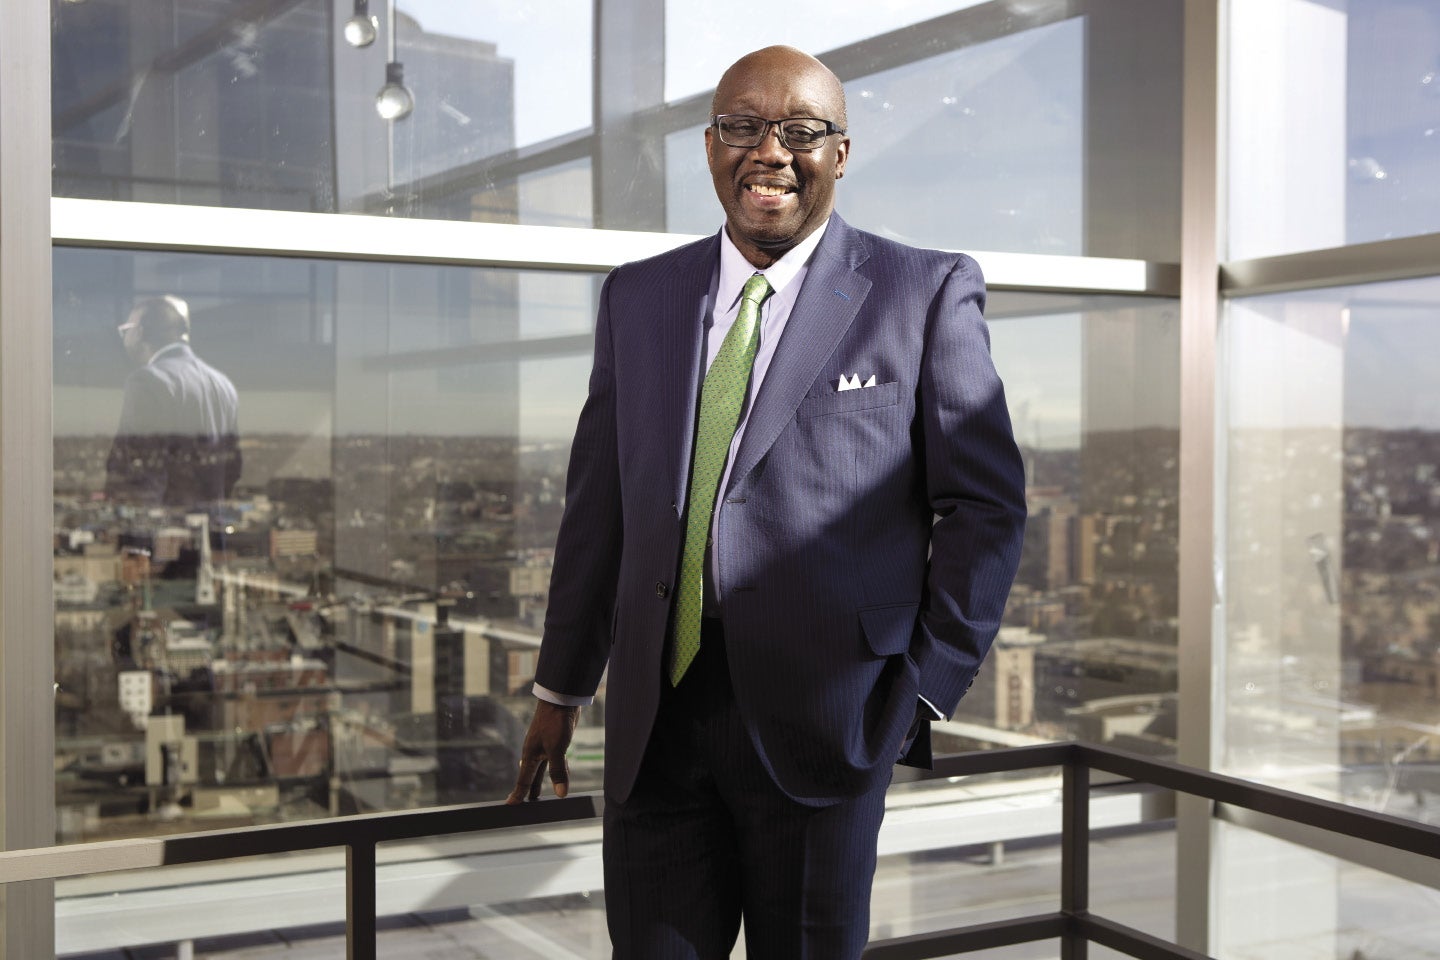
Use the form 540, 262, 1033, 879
898, 701, 933, 768
506, 700, 580, 804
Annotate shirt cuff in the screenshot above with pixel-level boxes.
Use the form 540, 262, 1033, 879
917, 694, 945, 721
533, 682, 594, 707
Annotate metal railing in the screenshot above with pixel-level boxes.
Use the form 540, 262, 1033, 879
864, 743, 1440, 960
5, 742, 1440, 959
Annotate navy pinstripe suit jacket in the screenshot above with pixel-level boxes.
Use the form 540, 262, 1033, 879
536, 213, 1026, 806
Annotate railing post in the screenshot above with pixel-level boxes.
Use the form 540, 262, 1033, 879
1061, 751, 1090, 960
347, 841, 377, 960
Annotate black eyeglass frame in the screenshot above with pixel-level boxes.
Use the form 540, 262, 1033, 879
710, 114, 847, 151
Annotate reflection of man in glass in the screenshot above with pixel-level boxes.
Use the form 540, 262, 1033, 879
106, 295, 241, 507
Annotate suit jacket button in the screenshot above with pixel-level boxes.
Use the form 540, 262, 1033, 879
655, 581, 669, 598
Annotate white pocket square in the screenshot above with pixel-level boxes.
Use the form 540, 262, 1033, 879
837, 374, 877, 392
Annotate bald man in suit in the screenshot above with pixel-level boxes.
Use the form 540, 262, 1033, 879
508, 46, 1025, 959
106, 295, 240, 508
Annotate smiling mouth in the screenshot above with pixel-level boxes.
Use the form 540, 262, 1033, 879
746, 183, 795, 197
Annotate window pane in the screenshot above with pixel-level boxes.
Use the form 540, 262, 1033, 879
1229, 0, 1440, 260
1216, 821, 1440, 958
53, 0, 336, 210
54, 264, 1179, 835
952, 293, 1181, 755
1223, 275, 1440, 820
54, 247, 601, 841
663, 0, 986, 102
56, 850, 347, 958
51, 0, 591, 223
880, 775, 1178, 948
667, 10, 1182, 259
841, 24, 1087, 256
519, 158, 595, 229
396, 1, 590, 149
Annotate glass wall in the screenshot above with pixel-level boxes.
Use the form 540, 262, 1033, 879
1228, 0, 1440, 261
52, 0, 593, 222
1215, 822, 1440, 958
47, 0, 1187, 850
53, 0, 1182, 256
667, 2, 1183, 260
56, 849, 348, 957
662, 0, 985, 102
51, 247, 1179, 841
9, 0, 1438, 956
53, 248, 602, 838
669, 21, 1093, 254
1222, 275, 1440, 819
1216, 3, 1440, 953
31, 0, 1196, 955
959, 296, 1180, 756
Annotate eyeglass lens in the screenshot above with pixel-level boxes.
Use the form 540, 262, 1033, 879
716, 116, 831, 150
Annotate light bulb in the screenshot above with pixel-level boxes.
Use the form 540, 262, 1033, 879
375, 62, 414, 121
343, 0, 376, 48
343, 14, 377, 47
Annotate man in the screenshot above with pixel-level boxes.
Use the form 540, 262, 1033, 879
106, 295, 241, 508
508, 46, 1025, 958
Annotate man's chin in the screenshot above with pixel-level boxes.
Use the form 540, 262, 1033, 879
730, 216, 807, 250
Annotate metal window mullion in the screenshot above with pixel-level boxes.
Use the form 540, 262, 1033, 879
0, 0, 56, 955
1175, 0, 1224, 958
592, 0, 666, 231
1219, 231, 1440, 296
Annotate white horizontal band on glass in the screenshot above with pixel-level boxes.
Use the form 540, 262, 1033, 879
965, 249, 1176, 295
50, 198, 694, 274
51, 198, 1178, 296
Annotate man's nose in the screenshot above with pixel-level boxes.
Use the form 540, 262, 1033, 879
751, 124, 792, 164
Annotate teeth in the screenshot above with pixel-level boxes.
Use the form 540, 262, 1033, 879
748, 184, 790, 197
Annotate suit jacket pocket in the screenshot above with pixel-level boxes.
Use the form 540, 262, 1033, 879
797, 380, 900, 419
859, 602, 920, 657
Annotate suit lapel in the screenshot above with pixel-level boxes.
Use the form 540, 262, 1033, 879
726, 216, 872, 492
657, 233, 721, 515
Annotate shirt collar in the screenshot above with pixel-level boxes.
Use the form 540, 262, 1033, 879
716, 217, 830, 311
148, 341, 188, 364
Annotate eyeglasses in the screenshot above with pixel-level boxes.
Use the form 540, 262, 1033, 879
711, 114, 845, 152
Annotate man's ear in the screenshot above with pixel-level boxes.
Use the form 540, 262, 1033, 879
704, 125, 715, 165
833, 136, 850, 179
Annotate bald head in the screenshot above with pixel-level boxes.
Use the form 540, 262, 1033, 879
712, 46, 847, 128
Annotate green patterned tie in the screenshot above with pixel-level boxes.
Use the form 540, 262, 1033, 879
669, 272, 773, 685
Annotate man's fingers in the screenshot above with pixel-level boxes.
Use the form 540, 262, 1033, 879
507, 702, 580, 803
549, 754, 570, 798
506, 757, 543, 805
